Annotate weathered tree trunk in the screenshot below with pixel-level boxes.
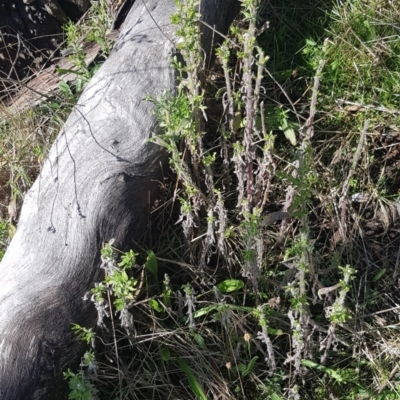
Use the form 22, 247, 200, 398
0, 0, 240, 399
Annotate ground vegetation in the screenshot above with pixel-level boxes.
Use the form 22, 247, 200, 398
2, 0, 400, 399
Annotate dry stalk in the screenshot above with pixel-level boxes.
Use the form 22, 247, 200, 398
297, 39, 329, 302
102, 267, 123, 400
242, 2, 257, 209
338, 119, 369, 240
219, 58, 234, 189
304, 38, 329, 141
220, 47, 235, 135
258, 101, 275, 209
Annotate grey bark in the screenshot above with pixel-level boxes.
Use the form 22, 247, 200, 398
0, 0, 240, 399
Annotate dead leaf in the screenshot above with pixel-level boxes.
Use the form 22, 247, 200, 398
8, 198, 17, 222
261, 211, 291, 226
346, 105, 365, 113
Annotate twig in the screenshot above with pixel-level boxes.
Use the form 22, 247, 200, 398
338, 119, 369, 239
220, 49, 235, 134
105, 273, 123, 400
394, 245, 400, 279
0, 76, 53, 101
200, 20, 240, 48
297, 39, 329, 301
7, 33, 22, 80
242, 4, 257, 208
303, 38, 329, 140
141, 0, 175, 46
337, 99, 400, 115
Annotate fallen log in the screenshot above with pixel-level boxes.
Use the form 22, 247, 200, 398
0, 0, 240, 398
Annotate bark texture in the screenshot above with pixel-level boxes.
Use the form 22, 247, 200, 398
0, 0, 240, 399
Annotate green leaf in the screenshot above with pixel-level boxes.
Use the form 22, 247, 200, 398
145, 250, 158, 280
267, 327, 283, 336
193, 305, 220, 318
177, 358, 208, 400
59, 81, 73, 97
216, 279, 244, 293
177, 117, 192, 133
193, 304, 254, 319
305, 38, 317, 46
118, 249, 137, 270
242, 356, 258, 377
270, 394, 284, 400
283, 127, 297, 146
160, 347, 171, 361
233, 112, 242, 131
373, 268, 386, 282
301, 359, 344, 382
193, 333, 208, 351
149, 299, 163, 313
237, 363, 246, 374
273, 69, 293, 81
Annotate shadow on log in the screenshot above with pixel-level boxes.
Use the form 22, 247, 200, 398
0, 0, 91, 96
0, 0, 240, 398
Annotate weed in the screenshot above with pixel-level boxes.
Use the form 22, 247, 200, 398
64, 369, 97, 400
60, 0, 114, 92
